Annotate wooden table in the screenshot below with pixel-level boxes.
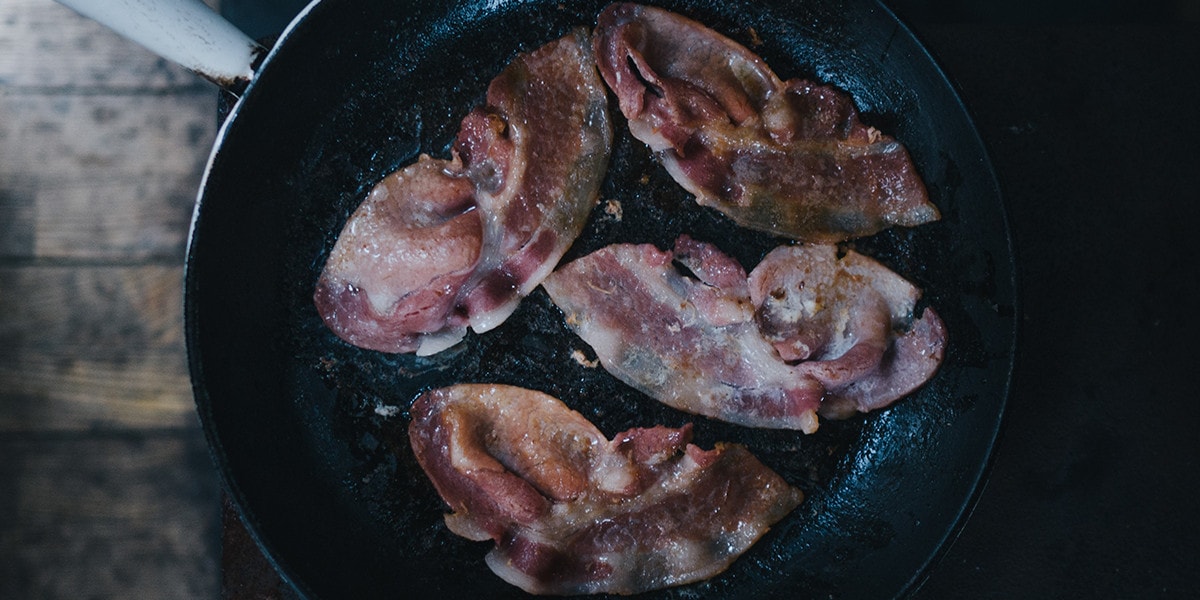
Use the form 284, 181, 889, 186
1, 1, 221, 597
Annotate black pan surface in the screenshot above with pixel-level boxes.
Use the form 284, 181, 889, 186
186, 0, 1016, 597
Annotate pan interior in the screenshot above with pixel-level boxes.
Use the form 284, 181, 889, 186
186, 0, 1015, 598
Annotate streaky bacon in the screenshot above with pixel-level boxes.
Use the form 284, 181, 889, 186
593, 3, 939, 242
542, 237, 946, 431
314, 29, 611, 354
409, 384, 803, 595
543, 236, 824, 432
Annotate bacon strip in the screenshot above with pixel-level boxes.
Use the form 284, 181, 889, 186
314, 29, 611, 354
593, 3, 939, 242
543, 237, 824, 432
409, 384, 803, 595
543, 237, 946, 430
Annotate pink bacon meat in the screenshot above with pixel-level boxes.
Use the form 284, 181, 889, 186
593, 3, 939, 242
542, 236, 825, 432
314, 29, 611, 355
409, 383, 803, 595
750, 244, 947, 417
543, 237, 946, 431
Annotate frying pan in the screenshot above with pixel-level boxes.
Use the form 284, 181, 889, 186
63, 0, 1016, 597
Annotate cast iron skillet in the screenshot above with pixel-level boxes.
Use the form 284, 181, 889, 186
186, 0, 1016, 597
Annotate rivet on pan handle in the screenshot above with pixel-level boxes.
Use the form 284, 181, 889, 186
54, 0, 265, 89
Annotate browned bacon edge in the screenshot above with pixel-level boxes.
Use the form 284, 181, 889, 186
409, 384, 803, 595
593, 3, 940, 242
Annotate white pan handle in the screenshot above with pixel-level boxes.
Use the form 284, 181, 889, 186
55, 0, 264, 88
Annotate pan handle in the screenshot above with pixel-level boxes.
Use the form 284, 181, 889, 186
55, 0, 265, 89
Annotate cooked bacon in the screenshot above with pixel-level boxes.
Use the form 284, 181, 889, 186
314, 29, 611, 354
593, 3, 939, 242
543, 237, 946, 430
749, 244, 947, 417
542, 237, 824, 432
409, 384, 803, 595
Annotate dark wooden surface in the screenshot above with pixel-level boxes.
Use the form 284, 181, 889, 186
0, 1, 220, 597
4, 1, 1200, 599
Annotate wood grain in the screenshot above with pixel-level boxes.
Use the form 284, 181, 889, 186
0, 92, 215, 261
0, 0, 215, 92
1, 1, 224, 597
0, 265, 192, 433
0, 433, 220, 599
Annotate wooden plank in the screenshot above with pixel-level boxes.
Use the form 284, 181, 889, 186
0, 92, 216, 260
0, 180, 36, 257
1, 3, 226, 597
0, 432, 220, 599
0, 0, 217, 92
0, 265, 192, 432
